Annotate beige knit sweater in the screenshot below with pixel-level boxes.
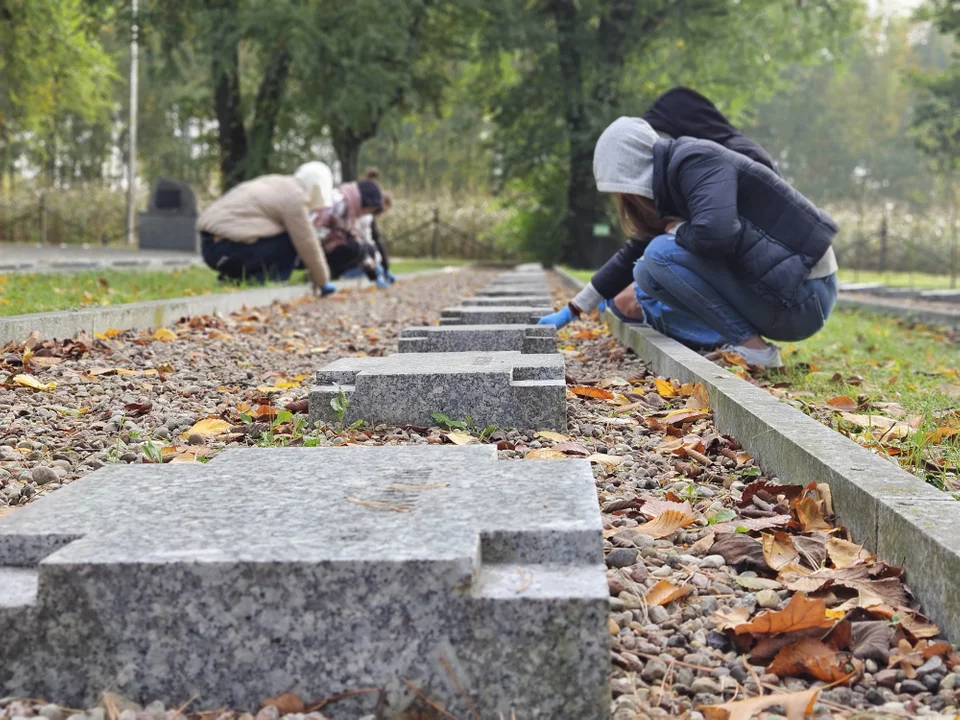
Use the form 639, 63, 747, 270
196, 175, 330, 286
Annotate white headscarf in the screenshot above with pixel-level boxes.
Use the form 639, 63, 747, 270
593, 117, 659, 199
294, 161, 335, 209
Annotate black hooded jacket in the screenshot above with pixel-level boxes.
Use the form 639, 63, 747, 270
586, 88, 779, 303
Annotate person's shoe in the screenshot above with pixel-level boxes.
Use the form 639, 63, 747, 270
720, 342, 783, 368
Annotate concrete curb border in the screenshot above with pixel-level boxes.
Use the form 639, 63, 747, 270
553, 268, 960, 640
837, 295, 960, 330
0, 268, 460, 346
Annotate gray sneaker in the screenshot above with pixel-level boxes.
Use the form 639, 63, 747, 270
720, 342, 783, 368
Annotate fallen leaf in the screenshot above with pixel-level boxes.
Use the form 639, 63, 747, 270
712, 514, 793, 534
927, 427, 959, 444
768, 638, 855, 682
826, 538, 872, 568
837, 412, 915, 439
899, 615, 940, 641
156, 362, 175, 374
346, 497, 414, 513
794, 497, 832, 532
717, 350, 750, 369
535, 430, 570, 442
660, 409, 710, 426
684, 383, 710, 411
553, 441, 591, 456
525, 447, 568, 459
115, 368, 139, 376
735, 576, 784, 591
123, 402, 153, 418
86, 366, 117, 377
284, 398, 310, 414
889, 638, 927, 679
152, 328, 177, 342
826, 395, 858, 412
181, 418, 232, 439
638, 496, 694, 519
261, 693, 305, 714
712, 606, 752, 631
731, 593, 835, 635
445, 431, 478, 446
763, 532, 801, 571
635, 509, 696, 539
12, 374, 56, 391
587, 453, 623, 467
644, 579, 694, 607
654, 377, 677, 397
170, 446, 215, 463
850, 621, 893, 663
569, 385, 615, 400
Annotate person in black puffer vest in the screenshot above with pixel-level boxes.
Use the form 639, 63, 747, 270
583, 116, 839, 368
540, 88, 783, 346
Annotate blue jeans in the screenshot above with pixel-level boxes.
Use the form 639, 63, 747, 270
626, 288, 726, 351
634, 235, 837, 344
201, 232, 298, 284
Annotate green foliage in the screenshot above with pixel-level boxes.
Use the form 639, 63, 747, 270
430, 412, 467, 431
330, 386, 350, 427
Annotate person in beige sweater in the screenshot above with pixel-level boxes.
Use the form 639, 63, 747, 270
197, 165, 335, 291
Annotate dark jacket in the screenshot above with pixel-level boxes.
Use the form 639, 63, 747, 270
653, 138, 837, 305
642, 87, 778, 174
589, 88, 780, 300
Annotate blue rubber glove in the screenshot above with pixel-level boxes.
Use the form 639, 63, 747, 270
375, 275, 388, 289
598, 299, 609, 312
385, 270, 397, 284
538, 305, 575, 328
319, 282, 337, 297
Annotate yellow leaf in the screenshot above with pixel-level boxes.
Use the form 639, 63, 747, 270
273, 381, 302, 389
152, 328, 177, 342
654, 377, 677, 397
444, 431, 478, 446
569, 385, 615, 400
22, 348, 34, 365
12, 374, 56, 391
115, 369, 139, 376
525, 448, 569, 460
825, 608, 846, 620
535, 430, 571, 442
256, 386, 284, 394
181, 418, 232, 439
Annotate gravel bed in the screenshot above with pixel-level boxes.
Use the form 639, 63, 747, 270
1, 273, 957, 719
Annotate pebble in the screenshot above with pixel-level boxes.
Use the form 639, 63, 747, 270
942, 673, 958, 690
690, 677, 722, 694
648, 606, 670, 624
699, 555, 725, 569
756, 589, 779, 609
917, 655, 945, 678
875, 668, 900, 688
606, 548, 638, 568
641, 657, 668, 682
38, 706, 63, 720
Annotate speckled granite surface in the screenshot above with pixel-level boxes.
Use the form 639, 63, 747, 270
0, 445, 608, 717
460, 294, 552, 307
398, 324, 556, 354
439, 305, 553, 325
309, 351, 566, 430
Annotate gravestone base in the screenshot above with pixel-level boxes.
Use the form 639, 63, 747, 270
309, 351, 566, 429
440, 306, 552, 325
399, 324, 556, 354
0, 446, 608, 718
461, 295, 551, 307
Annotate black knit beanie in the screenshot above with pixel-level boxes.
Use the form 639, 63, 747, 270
358, 180, 383, 211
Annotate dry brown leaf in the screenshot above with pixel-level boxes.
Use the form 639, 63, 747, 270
927, 426, 960, 444
346, 497, 414, 513
569, 385, 615, 400
587, 453, 623, 467
635, 509, 696, 539
525, 447, 569, 460
653, 377, 677, 397
794, 497, 832, 532
169, 446, 215, 463
684, 383, 711, 411
552, 441, 591, 456
712, 606, 752, 631
262, 693, 305, 714
826, 395, 858, 411
181, 418, 232, 439
768, 638, 857, 683
660, 409, 710, 426
717, 350, 751, 369
900, 615, 941, 641
763, 532, 800, 571
444, 431, 478, 446
826, 538, 872, 568
837, 412, 915, 439
644, 579, 694, 607
700, 687, 820, 720
731, 593, 835, 635
711, 533, 767, 569
888, 638, 926, 679
638, 496, 694, 519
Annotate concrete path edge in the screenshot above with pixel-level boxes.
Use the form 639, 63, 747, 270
0, 268, 459, 346
554, 268, 960, 640
836, 296, 960, 330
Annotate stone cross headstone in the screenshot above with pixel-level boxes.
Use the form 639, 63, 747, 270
309, 351, 565, 429
138, 177, 199, 253
0, 445, 608, 718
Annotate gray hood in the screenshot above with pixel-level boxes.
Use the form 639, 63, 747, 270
593, 117, 659, 199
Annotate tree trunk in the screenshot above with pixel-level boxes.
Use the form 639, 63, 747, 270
208, 0, 247, 190
332, 127, 374, 182
247, 46, 292, 178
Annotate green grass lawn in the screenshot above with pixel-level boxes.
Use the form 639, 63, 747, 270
836, 268, 958, 289
779, 308, 960, 490
0, 258, 471, 317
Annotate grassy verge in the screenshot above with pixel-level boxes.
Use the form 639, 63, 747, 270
390, 257, 470, 273
772, 309, 960, 491
0, 258, 469, 316
835, 268, 957, 289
